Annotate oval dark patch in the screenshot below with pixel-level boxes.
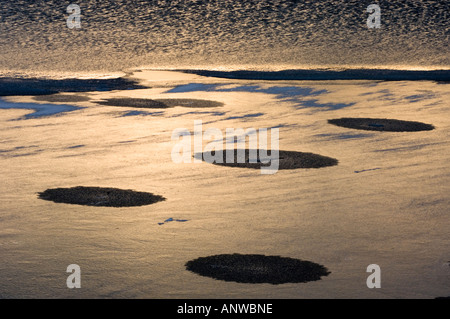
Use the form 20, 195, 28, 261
328, 118, 434, 132
194, 149, 338, 169
186, 254, 330, 284
38, 186, 166, 207
97, 98, 223, 108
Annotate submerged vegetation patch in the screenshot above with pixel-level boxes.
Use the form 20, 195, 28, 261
328, 118, 435, 132
186, 254, 330, 284
33, 94, 91, 103
38, 186, 166, 207
194, 149, 338, 170
97, 98, 223, 109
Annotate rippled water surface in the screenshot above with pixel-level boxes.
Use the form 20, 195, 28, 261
1, 0, 449, 73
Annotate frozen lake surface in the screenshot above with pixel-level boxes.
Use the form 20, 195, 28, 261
0, 70, 449, 298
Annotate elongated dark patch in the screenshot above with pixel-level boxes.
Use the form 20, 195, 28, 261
0, 77, 147, 96
194, 149, 338, 169
33, 94, 91, 103
328, 118, 434, 132
97, 98, 223, 108
186, 254, 330, 284
38, 186, 166, 207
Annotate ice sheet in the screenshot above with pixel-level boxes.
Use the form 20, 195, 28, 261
0, 71, 449, 298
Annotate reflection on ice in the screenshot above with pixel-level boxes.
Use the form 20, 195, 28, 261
0, 99, 83, 119
166, 83, 354, 110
